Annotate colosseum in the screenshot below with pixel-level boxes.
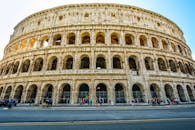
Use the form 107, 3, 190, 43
0, 3, 195, 105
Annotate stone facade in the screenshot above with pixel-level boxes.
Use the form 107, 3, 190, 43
0, 3, 195, 105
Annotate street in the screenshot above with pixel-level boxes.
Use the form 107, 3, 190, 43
0, 106, 195, 129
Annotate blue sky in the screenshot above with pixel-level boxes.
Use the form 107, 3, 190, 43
0, 0, 194, 60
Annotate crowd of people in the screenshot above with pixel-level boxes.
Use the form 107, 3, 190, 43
0, 97, 182, 109
0, 99, 18, 108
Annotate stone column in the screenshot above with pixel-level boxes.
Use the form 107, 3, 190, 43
76, 31, 80, 45
25, 39, 30, 51
120, 31, 125, 46
167, 39, 172, 52
183, 84, 191, 102
53, 82, 60, 105
105, 30, 111, 45
144, 81, 151, 102
158, 38, 163, 50
172, 83, 179, 100
42, 55, 48, 73
159, 81, 167, 102
28, 56, 35, 74
90, 80, 96, 105
91, 49, 95, 69
108, 81, 114, 105
36, 36, 41, 49
91, 30, 95, 46
16, 58, 24, 76
147, 35, 153, 48
61, 33, 67, 46
108, 50, 112, 70
74, 52, 79, 70
71, 80, 77, 104
134, 33, 139, 47
35, 83, 43, 105
58, 55, 63, 73
10, 84, 16, 100
20, 82, 28, 103
48, 34, 53, 47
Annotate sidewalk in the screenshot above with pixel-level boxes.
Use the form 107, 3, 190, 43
4, 103, 195, 110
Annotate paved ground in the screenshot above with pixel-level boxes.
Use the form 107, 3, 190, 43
0, 119, 195, 130
0, 104, 195, 130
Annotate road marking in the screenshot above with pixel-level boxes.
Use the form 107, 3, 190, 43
0, 118, 195, 126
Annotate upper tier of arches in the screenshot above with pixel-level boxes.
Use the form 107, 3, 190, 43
5, 31, 191, 58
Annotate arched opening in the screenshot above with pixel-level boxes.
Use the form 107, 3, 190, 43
178, 62, 185, 73
21, 59, 31, 73
5, 63, 13, 75
96, 83, 107, 103
150, 84, 160, 98
78, 84, 89, 103
177, 85, 186, 102
144, 57, 154, 70
12, 61, 19, 74
4, 86, 12, 99
30, 38, 38, 49
59, 84, 71, 104
67, 33, 75, 44
80, 56, 90, 69
162, 40, 168, 50
128, 56, 138, 71
171, 43, 176, 52
53, 34, 62, 46
139, 35, 147, 46
21, 40, 27, 51
81, 32, 90, 44
63, 56, 73, 69
188, 64, 194, 75
111, 33, 119, 44
132, 84, 144, 102
0, 87, 3, 97
26, 84, 37, 103
185, 63, 192, 75
164, 84, 174, 101
96, 56, 106, 69
14, 85, 23, 103
187, 85, 194, 101
169, 60, 177, 72
125, 34, 134, 45
151, 37, 158, 48
33, 58, 43, 71
113, 56, 122, 69
96, 32, 105, 44
158, 58, 167, 71
47, 56, 58, 70
178, 45, 183, 54
42, 84, 53, 101
40, 36, 49, 48
115, 83, 125, 103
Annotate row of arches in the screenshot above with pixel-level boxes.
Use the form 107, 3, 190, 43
7, 31, 189, 57
0, 83, 194, 104
0, 55, 194, 76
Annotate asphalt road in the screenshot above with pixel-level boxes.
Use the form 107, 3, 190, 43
0, 106, 195, 129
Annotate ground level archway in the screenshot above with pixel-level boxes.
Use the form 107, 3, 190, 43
96, 83, 107, 103
177, 85, 186, 102
132, 84, 144, 102
115, 83, 125, 103
59, 84, 71, 104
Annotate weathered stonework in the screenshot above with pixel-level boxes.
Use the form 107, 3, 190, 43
0, 3, 195, 105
